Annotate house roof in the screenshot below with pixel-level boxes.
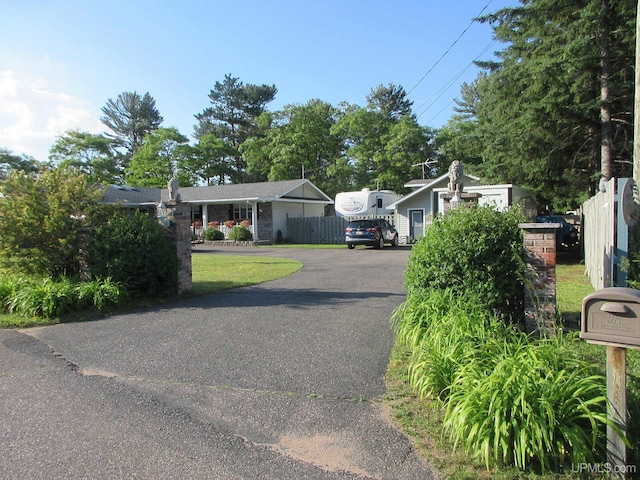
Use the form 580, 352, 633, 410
162, 179, 333, 204
104, 179, 333, 206
389, 172, 481, 208
102, 185, 162, 206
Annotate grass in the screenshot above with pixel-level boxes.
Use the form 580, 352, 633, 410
0, 254, 302, 328
384, 258, 639, 479
190, 254, 302, 295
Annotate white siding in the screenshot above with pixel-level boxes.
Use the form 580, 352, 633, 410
394, 190, 434, 239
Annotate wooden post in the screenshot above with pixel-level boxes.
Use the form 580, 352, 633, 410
607, 346, 627, 479
635, 0, 640, 188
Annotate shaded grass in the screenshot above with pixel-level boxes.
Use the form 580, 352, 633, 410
556, 262, 593, 329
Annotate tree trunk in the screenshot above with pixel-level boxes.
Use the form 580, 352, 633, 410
600, 0, 613, 182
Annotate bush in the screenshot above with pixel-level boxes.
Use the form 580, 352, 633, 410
88, 212, 178, 298
75, 277, 128, 311
228, 226, 253, 241
445, 338, 607, 472
0, 166, 118, 278
405, 204, 525, 320
203, 228, 224, 241
0, 274, 128, 319
392, 288, 612, 473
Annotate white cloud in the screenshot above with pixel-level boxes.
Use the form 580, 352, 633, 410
0, 70, 103, 161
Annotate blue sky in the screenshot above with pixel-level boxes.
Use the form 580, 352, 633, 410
1, 0, 518, 162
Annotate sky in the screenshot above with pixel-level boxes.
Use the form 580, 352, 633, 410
1, 0, 519, 162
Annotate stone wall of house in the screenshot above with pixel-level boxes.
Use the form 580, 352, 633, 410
520, 223, 559, 336
206, 204, 231, 223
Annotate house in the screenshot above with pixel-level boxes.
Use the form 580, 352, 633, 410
388, 172, 536, 241
103, 179, 333, 243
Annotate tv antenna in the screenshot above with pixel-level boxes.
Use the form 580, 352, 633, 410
411, 158, 438, 179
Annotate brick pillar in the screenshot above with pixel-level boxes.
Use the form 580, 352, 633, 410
519, 223, 560, 336
161, 200, 193, 294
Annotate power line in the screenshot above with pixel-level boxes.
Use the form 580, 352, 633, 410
415, 40, 496, 121
407, 0, 494, 96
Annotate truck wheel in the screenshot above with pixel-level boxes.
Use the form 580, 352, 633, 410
348, 244, 355, 249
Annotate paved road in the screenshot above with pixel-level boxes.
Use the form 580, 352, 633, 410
0, 245, 437, 479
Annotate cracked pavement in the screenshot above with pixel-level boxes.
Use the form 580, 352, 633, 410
0, 245, 437, 479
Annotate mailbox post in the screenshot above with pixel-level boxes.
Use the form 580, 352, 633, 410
581, 287, 640, 478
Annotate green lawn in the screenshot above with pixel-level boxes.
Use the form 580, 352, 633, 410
190, 254, 302, 295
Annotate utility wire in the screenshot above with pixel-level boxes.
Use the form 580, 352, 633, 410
416, 40, 496, 121
406, 0, 494, 96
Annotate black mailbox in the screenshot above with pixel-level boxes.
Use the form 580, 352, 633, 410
581, 287, 640, 347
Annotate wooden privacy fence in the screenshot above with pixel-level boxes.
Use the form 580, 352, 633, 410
582, 178, 631, 289
286, 215, 395, 244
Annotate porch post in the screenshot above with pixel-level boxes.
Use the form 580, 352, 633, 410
201, 204, 208, 229
252, 201, 258, 240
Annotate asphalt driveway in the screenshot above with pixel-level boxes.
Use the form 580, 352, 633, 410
0, 245, 437, 479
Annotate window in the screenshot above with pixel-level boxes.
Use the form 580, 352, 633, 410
233, 204, 252, 221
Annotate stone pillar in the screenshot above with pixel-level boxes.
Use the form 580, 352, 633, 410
161, 200, 193, 294
519, 223, 560, 336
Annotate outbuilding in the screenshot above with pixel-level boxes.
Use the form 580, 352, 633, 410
388, 173, 536, 242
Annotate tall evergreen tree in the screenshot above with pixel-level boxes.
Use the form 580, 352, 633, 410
194, 74, 277, 183
100, 91, 164, 167
333, 84, 436, 193
0, 147, 41, 180
469, 0, 635, 209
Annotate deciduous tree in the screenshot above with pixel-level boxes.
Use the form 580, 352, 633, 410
125, 127, 193, 188
49, 130, 120, 184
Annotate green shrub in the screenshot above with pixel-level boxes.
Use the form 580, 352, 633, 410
0, 166, 117, 278
228, 226, 253, 241
75, 277, 128, 311
392, 288, 614, 473
405, 204, 525, 321
445, 339, 608, 472
203, 228, 224, 241
7, 277, 76, 318
88, 211, 178, 298
0, 275, 28, 313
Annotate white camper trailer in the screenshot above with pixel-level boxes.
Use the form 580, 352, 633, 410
334, 189, 402, 217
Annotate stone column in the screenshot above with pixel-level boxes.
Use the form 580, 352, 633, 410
162, 200, 193, 294
519, 223, 560, 336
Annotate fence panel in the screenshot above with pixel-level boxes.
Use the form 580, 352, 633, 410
286, 215, 396, 244
582, 178, 615, 289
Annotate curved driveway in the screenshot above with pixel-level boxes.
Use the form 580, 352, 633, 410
0, 245, 436, 479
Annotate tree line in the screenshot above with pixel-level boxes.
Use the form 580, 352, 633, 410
1, 0, 636, 210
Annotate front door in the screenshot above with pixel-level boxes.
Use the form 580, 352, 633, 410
409, 210, 424, 240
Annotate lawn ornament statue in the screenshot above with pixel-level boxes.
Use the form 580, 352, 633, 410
168, 176, 179, 201
448, 160, 464, 192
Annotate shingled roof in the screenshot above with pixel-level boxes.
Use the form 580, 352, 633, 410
102, 185, 161, 206
160, 179, 332, 204
103, 179, 333, 206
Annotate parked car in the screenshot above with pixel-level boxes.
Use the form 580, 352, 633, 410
345, 218, 399, 249
536, 215, 579, 250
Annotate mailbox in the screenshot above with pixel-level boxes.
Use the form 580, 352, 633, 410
581, 287, 640, 347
